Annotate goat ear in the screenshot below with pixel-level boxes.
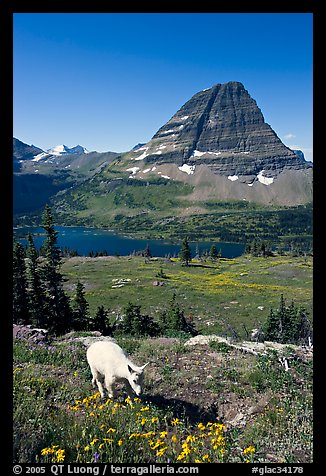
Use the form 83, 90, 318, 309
128, 364, 134, 374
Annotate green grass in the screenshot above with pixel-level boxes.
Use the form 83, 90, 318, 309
62, 254, 312, 338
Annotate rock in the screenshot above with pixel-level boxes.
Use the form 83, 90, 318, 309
73, 335, 116, 348
152, 281, 165, 286
185, 335, 229, 347
13, 324, 48, 343
227, 412, 246, 427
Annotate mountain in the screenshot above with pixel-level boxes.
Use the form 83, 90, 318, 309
13, 138, 44, 161
13, 138, 119, 216
120, 81, 312, 205
32, 144, 90, 162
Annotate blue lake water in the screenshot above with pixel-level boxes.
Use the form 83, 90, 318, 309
15, 226, 245, 258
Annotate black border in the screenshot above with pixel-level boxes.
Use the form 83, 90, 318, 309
2, 2, 321, 474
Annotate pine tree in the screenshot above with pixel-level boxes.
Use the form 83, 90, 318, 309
179, 237, 192, 266
160, 293, 197, 336
72, 281, 89, 331
209, 244, 219, 261
144, 243, 152, 258
13, 241, 30, 325
40, 205, 72, 335
26, 234, 47, 328
91, 305, 110, 335
120, 302, 160, 336
263, 295, 311, 344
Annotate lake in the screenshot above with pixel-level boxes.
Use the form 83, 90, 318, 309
14, 226, 245, 258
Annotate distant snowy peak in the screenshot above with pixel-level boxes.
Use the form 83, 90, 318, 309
32, 144, 89, 161
47, 144, 89, 156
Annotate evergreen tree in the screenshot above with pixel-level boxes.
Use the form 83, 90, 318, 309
91, 305, 111, 335
40, 205, 72, 335
144, 243, 152, 258
209, 244, 219, 261
160, 293, 197, 336
72, 281, 89, 331
179, 237, 192, 266
26, 234, 47, 328
13, 241, 30, 325
119, 302, 160, 336
263, 295, 312, 344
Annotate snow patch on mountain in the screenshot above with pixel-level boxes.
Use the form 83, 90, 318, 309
257, 170, 274, 185
32, 144, 89, 161
178, 164, 196, 175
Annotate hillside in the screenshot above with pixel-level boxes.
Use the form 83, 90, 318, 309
13, 330, 313, 463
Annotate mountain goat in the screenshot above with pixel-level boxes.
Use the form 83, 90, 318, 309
86, 340, 149, 399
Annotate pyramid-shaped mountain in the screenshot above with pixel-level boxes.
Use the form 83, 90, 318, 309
122, 81, 312, 205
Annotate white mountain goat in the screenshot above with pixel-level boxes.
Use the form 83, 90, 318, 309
86, 340, 149, 399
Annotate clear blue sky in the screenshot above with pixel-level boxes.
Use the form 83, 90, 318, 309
13, 13, 313, 161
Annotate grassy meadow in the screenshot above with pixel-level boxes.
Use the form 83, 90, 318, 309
61, 254, 313, 337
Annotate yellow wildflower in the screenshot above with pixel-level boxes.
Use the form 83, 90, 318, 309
140, 417, 148, 425
134, 397, 141, 403
118, 439, 124, 446
156, 447, 168, 457
103, 438, 113, 443
202, 454, 210, 462
197, 422, 206, 430
90, 438, 98, 446
177, 452, 186, 461
171, 417, 181, 426
84, 446, 90, 452
150, 440, 164, 450
140, 406, 150, 411
186, 435, 196, 443
55, 449, 65, 462
181, 444, 191, 455
243, 446, 256, 454
41, 448, 52, 456
160, 431, 168, 438
107, 428, 116, 433
171, 435, 177, 443
151, 417, 159, 424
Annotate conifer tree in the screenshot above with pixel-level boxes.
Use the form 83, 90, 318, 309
263, 294, 312, 344
13, 241, 30, 325
160, 293, 197, 336
179, 237, 192, 266
40, 205, 72, 335
92, 305, 110, 335
209, 244, 219, 261
72, 280, 89, 331
26, 233, 47, 328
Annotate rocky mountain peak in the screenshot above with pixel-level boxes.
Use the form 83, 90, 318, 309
126, 81, 311, 179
